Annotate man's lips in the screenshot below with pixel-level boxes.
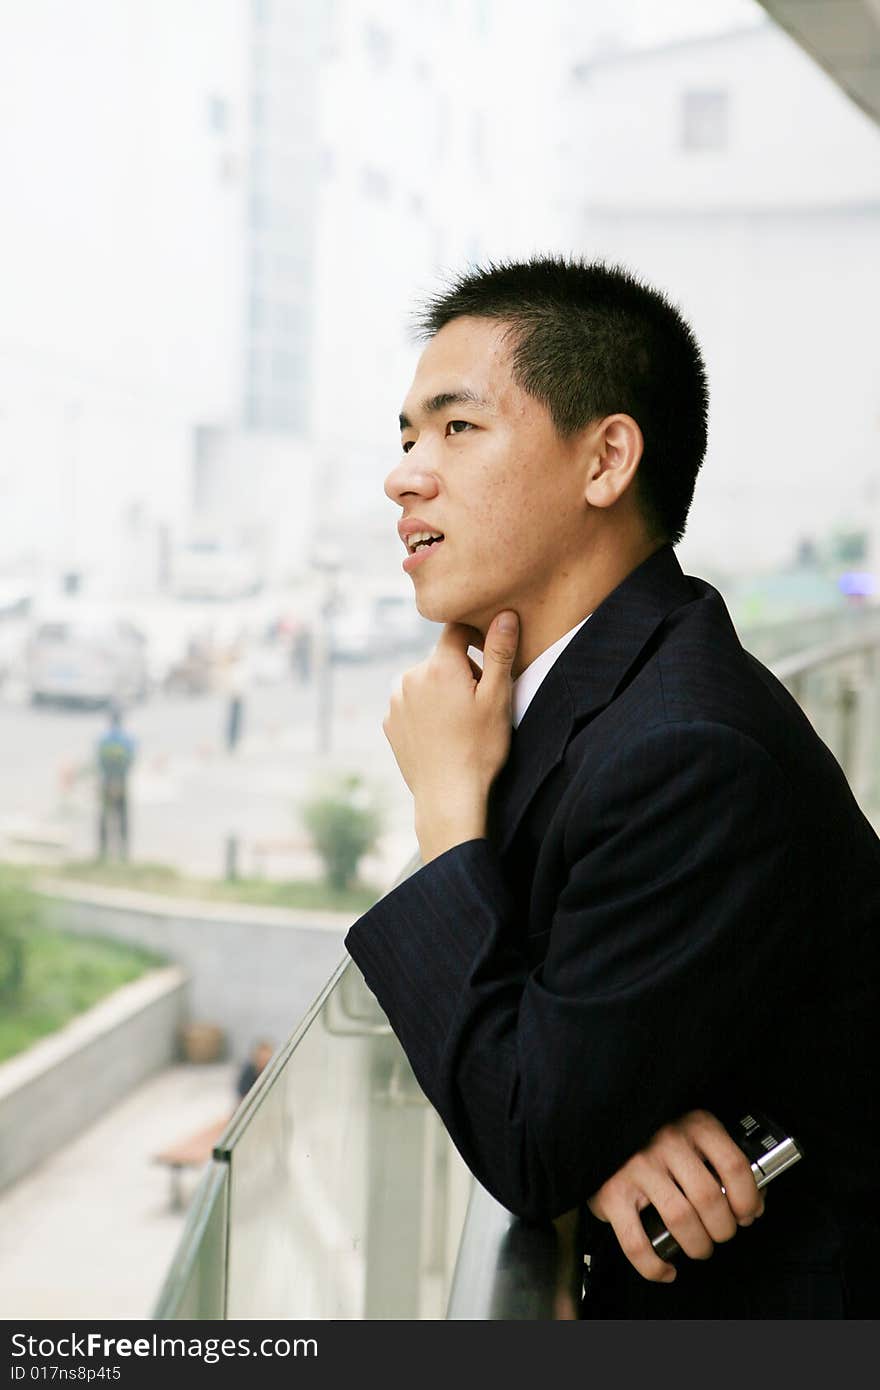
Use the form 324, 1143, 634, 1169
398, 516, 445, 544
398, 517, 446, 574
402, 536, 445, 574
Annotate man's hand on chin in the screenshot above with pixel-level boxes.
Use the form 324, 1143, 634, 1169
382, 610, 520, 864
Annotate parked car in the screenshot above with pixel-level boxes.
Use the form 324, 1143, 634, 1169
328, 590, 433, 661
26, 610, 149, 708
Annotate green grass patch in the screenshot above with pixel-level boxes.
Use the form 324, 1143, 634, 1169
0, 922, 164, 1065
47, 860, 382, 914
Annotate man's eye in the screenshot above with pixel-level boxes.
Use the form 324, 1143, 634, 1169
402, 439, 415, 453
446, 420, 474, 437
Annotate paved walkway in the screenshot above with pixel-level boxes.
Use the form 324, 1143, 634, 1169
0, 1061, 238, 1321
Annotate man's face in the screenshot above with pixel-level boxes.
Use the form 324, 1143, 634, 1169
386, 316, 589, 633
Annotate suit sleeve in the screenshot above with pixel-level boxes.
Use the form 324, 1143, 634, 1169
344, 720, 795, 1221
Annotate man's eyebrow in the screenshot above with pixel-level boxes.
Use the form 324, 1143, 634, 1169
399, 389, 493, 432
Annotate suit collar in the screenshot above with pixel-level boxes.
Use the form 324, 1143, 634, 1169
488, 544, 694, 857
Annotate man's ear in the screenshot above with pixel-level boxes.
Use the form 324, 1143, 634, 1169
582, 413, 644, 510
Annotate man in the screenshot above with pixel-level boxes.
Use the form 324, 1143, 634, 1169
96, 704, 136, 861
222, 641, 249, 753
343, 258, 880, 1317
236, 1038, 275, 1103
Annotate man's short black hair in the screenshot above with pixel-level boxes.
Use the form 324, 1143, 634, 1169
414, 256, 709, 545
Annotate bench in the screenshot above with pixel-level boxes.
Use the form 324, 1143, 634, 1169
153, 1115, 231, 1211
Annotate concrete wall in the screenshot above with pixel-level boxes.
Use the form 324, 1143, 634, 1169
35, 880, 352, 1064
0, 966, 188, 1193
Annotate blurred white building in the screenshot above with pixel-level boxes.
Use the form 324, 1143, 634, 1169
0, 0, 248, 596
561, 19, 880, 577
208, 0, 542, 590
192, 0, 331, 589
308, 0, 573, 581
0, 0, 574, 597
309, 0, 490, 577
243, 0, 329, 436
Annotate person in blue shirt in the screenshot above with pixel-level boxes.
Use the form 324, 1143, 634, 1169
96, 705, 136, 861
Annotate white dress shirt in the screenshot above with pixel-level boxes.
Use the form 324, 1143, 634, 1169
511, 616, 591, 728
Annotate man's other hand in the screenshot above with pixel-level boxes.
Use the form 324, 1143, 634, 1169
586, 1109, 764, 1283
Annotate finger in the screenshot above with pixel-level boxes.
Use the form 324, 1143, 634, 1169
477, 611, 519, 694
685, 1111, 764, 1223
657, 1134, 738, 1245
599, 1188, 679, 1284
433, 624, 486, 678
436, 622, 482, 655
632, 1163, 716, 1264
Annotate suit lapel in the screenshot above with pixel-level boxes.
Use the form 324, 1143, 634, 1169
487, 666, 573, 856
488, 545, 696, 858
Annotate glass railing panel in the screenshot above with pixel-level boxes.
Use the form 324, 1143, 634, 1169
219, 955, 473, 1319
152, 1161, 228, 1320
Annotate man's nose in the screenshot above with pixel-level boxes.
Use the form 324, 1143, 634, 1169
384, 450, 440, 505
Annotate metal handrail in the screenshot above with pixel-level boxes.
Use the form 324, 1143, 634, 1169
769, 631, 879, 809
770, 631, 880, 683
446, 1186, 582, 1320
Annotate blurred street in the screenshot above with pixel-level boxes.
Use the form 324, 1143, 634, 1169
0, 608, 428, 891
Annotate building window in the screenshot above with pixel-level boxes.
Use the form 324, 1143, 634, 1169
681, 90, 729, 151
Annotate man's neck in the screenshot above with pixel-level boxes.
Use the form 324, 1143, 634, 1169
508, 535, 666, 679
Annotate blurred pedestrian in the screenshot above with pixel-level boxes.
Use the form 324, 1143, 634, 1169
291, 621, 312, 683
236, 1039, 274, 1103
96, 704, 136, 861
222, 641, 250, 752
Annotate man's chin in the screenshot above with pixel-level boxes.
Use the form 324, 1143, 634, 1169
414, 591, 485, 631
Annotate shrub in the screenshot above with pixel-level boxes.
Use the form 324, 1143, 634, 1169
301, 774, 384, 891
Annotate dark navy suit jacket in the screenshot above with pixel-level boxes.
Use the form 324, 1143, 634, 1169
345, 545, 880, 1317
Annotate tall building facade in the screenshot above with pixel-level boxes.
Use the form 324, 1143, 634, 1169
0, 0, 246, 595
187, 0, 331, 588
243, 0, 331, 435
